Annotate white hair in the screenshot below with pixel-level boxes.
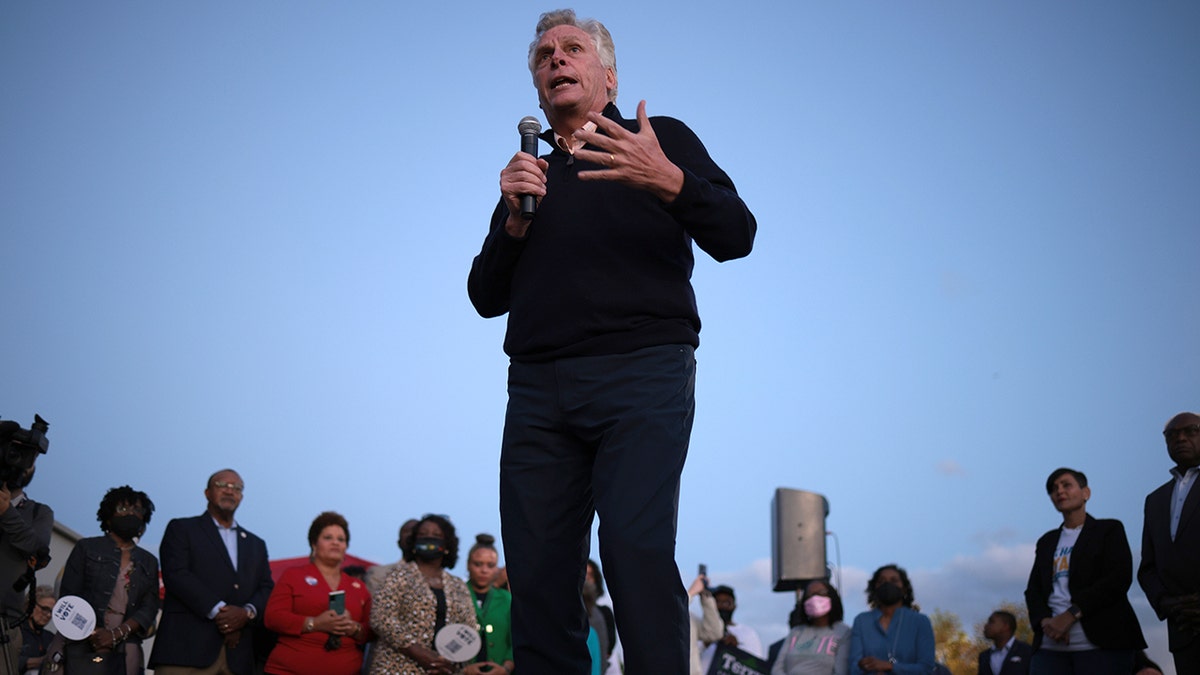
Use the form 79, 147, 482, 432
527, 8, 618, 102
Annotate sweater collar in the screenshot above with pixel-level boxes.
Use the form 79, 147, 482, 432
540, 102, 622, 150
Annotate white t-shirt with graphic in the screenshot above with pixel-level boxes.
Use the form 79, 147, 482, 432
1043, 525, 1095, 651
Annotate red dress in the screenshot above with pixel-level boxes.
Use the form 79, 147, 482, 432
264, 563, 373, 675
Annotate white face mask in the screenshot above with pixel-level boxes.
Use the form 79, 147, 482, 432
803, 594, 832, 618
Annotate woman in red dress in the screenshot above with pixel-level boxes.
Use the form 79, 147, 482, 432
265, 511, 372, 675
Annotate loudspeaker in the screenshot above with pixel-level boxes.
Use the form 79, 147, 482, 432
771, 487, 829, 592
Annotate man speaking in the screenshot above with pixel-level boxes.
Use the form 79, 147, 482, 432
468, 9, 756, 674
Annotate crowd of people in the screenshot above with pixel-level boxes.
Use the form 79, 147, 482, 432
0, 406, 1192, 675
0, 411, 1193, 675
731, 411, 1200, 675
0, 414, 1193, 675
6, 467, 519, 675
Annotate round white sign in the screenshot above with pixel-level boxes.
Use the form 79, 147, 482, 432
434, 622, 482, 662
51, 595, 97, 641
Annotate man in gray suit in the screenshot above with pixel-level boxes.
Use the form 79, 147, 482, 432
1139, 411, 1200, 675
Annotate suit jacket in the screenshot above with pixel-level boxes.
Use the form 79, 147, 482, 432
1138, 473, 1200, 652
1024, 514, 1146, 651
148, 513, 273, 675
976, 639, 1032, 675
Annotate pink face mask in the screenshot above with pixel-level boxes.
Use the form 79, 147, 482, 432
803, 594, 832, 618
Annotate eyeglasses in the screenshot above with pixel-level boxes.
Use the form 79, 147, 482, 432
212, 481, 244, 493
1163, 424, 1200, 440
35, 603, 54, 613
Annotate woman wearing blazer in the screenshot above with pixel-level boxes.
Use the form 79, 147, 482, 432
1024, 467, 1145, 674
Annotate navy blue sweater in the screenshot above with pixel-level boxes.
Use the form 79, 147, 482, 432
468, 104, 755, 362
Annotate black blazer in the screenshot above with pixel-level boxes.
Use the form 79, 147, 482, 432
1024, 514, 1146, 651
1138, 474, 1200, 652
976, 639, 1032, 675
148, 513, 273, 675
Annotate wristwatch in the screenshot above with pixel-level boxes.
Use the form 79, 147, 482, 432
1067, 604, 1082, 619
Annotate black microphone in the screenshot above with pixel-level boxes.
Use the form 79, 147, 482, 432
518, 116, 542, 219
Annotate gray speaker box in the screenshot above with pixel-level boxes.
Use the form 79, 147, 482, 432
771, 487, 829, 592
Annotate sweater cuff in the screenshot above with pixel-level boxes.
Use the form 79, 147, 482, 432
663, 167, 702, 212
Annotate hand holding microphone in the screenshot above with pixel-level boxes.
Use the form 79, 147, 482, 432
499, 116, 547, 238
518, 116, 541, 218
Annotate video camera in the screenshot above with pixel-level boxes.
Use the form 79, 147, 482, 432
0, 414, 49, 490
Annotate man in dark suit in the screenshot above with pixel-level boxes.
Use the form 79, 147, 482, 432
149, 469, 273, 675
1138, 411, 1200, 675
977, 610, 1031, 675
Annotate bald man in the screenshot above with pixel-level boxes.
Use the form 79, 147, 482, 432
1138, 411, 1200, 675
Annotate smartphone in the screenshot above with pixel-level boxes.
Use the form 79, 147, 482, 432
329, 590, 345, 614
698, 563, 707, 577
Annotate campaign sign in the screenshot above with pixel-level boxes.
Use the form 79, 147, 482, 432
706, 644, 769, 675
52, 595, 96, 641
434, 622, 482, 662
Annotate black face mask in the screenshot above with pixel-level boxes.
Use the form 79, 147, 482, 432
718, 609, 734, 624
413, 537, 445, 561
110, 515, 143, 540
874, 582, 904, 607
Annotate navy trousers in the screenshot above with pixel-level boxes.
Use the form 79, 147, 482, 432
1030, 648, 1134, 675
499, 344, 696, 675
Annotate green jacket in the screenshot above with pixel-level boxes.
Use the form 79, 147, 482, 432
470, 586, 514, 666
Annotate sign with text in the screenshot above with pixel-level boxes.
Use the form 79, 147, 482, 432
706, 644, 769, 675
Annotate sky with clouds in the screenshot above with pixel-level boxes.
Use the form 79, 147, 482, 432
3, 2, 1197, 671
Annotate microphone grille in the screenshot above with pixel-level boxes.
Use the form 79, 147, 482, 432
518, 116, 542, 135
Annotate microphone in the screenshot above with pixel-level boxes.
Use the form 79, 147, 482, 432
518, 116, 542, 219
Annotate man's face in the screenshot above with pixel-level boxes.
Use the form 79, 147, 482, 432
715, 592, 736, 614
205, 470, 243, 517
983, 614, 1005, 641
532, 25, 615, 120
1164, 413, 1200, 470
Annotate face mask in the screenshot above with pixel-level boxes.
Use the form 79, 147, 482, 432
718, 609, 734, 624
413, 537, 445, 561
110, 515, 143, 540
874, 582, 904, 607
804, 594, 832, 618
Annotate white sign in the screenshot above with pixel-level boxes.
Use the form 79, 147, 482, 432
52, 595, 96, 641
434, 622, 481, 662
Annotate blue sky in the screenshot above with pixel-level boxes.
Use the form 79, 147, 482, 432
3, 2, 1197, 671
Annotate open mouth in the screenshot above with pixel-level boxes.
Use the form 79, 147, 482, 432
550, 76, 577, 90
